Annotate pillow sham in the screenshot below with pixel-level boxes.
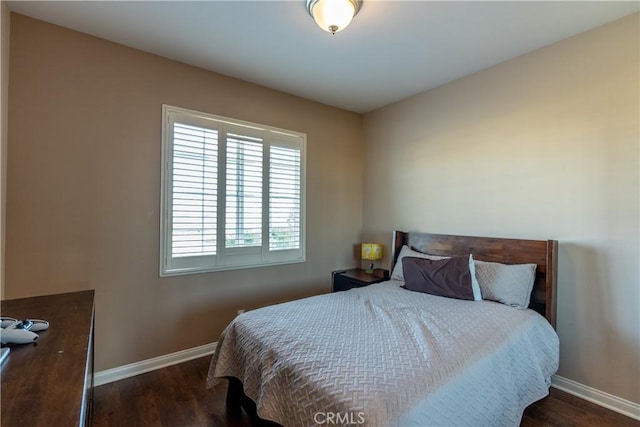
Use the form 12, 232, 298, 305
391, 245, 481, 301
402, 256, 475, 301
474, 260, 537, 309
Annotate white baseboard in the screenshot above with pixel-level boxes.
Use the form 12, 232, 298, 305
94, 345, 639, 422
552, 375, 640, 420
94, 342, 217, 387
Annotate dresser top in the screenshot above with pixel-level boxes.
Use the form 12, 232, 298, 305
1, 290, 95, 426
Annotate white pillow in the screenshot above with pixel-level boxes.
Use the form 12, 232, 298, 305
468, 254, 482, 302
474, 260, 537, 309
390, 245, 447, 281
391, 245, 481, 301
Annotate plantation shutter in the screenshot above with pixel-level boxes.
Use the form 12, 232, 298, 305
269, 145, 301, 250
225, 132, 264, 249
171, 122, 218, 257
161, 105, 305, 276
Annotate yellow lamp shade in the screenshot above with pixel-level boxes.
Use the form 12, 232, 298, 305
361, 243, 382, 261
361, 243, 382, 273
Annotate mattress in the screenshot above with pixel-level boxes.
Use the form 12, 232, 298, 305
207, 281, 559, 426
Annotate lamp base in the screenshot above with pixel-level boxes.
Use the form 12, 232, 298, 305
364, 262, 375, 274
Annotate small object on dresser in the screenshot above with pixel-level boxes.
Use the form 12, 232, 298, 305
0, 318, 50, 345
0, 328, 39, 345
332, 268, 389, 292
28, 319, 50, 332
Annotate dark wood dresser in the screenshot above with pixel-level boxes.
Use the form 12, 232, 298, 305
1, 290, 95, 426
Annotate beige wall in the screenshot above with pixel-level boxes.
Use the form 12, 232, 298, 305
6, 14, 363, 370
0, 2, 9, 299
363, 14, 639, 403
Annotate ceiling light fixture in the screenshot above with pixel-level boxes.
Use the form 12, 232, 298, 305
306, 0, 362, 35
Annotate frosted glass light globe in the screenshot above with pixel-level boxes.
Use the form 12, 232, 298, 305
310, 0, 357, 34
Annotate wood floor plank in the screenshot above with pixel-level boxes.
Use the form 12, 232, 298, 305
92, 382, 122, 427
93, 356, 639, 426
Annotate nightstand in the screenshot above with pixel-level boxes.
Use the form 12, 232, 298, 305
332, 268, 389, 292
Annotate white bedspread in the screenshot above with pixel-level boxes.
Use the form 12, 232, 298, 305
207, 281, 559, 426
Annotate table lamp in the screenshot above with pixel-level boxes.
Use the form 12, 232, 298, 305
361, 243, 383, 274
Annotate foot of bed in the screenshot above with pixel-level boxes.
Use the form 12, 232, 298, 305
225, 377, 282, 426
225, 377, 244, 416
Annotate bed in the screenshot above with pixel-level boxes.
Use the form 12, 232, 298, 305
207, 231, 559, 426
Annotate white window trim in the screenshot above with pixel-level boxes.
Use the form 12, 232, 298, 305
160, 105, 306, 277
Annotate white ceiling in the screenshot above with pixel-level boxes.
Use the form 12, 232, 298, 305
7, 1, 639, 113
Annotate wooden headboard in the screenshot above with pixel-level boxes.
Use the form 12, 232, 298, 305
391, 231, 558, 328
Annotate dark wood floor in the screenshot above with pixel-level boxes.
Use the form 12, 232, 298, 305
93, 356, 639, 427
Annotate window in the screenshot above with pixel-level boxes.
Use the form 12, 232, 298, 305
160, 105, 306, 276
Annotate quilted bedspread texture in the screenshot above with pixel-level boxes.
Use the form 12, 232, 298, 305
207, 281, 559, 427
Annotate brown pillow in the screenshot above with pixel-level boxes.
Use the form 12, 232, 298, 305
402, 256, 474, 301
